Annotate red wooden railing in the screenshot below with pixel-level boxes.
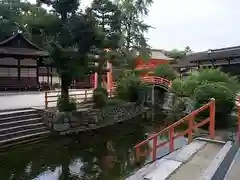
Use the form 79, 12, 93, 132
140, 76, 172, 88
134, 98, 215, 162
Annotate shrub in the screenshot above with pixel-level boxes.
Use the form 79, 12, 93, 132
172, 75, 200, 97
197, 68, 240, 93
172, 68, 240, 98
52, 83, 61, 89
194, 83, 235, 128
93, 87, 108, 108
154, 64, 177, 80
57, 97, 77, 112
116, 71, 144, 102
106, 98, 125, 106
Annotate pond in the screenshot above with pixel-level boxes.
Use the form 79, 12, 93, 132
0, 110, 187, 180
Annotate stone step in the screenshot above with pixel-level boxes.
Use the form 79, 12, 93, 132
0, 113, 40, 123
0, 118, 42, 129
0, 127, 48, 141
0, 109, 38, 119
168, 142, 224, 180
0, 123, 46, 135
0, 131, 50, 146
0, 134, 49, 150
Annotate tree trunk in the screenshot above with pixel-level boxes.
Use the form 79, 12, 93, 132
61, 74, 70, 101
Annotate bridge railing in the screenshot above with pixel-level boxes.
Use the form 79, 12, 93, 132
140, 76, 172, 88
134, 98, 215, 162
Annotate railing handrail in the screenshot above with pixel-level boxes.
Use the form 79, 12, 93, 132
134, 101, 212, 149
140, 76, 172, 87
134, 98, 215, 162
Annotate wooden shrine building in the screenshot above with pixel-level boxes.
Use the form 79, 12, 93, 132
0, 32, 55, 91
135, 49, 173, 77
173, 46, 240, 76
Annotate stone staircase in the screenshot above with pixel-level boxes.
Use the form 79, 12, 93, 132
125, 138, 240, 180
0, 108, 50, 149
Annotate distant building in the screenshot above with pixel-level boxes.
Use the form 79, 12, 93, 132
135, 49, 173, 76
172, 45, 240, 76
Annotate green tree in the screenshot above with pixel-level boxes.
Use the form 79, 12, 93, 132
0, 0, 59, 46
40, 0, 99, 109
167, 49, 186, 60
115, 0, 153, 69
184, 46, 192, 54
154, 64, 177, 80
87, 0, 122, 88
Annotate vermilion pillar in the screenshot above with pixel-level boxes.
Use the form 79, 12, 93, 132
94, 72, 98, 89
107, 61, 113, 90
93, 61, 113, 89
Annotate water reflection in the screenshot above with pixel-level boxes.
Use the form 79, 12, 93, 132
0, 110, 186, 180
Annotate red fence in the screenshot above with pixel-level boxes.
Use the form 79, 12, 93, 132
140, 76, 172, 88
134, 98, 215, 162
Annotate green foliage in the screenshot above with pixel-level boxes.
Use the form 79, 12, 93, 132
115, 0, 153, 69
57, 96, 77, 112
172, 68, 239, 128
87, 0, 122, 87
194, 83, 235, 128
106, 98, 126, 106
154, 64, 177, 80
173, 68, 240, 98
167, 49, 186, 60
172, 74, 199, 97
197, 68, 240, 93
116, 71, 145, 102
93, 87, 108, 108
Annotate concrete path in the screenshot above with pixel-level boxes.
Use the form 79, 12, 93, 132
125, 140, 207, 180
0, 89, 93, 111
168, 143, 222, 180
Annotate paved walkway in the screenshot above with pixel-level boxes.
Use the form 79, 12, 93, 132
0, 89, 93, 111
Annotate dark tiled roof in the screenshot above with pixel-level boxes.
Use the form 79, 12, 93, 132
0, 32, 49, 57
0, 47, 49, 57
181, 46, 240, 62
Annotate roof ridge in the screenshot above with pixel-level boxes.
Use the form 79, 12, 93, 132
0, 32, 45, 51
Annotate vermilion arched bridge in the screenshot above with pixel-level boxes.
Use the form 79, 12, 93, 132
140, 76, 172, 89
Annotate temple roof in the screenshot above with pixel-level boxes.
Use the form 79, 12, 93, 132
150, 49, 173, 60
181, 45, 240, 63
0, 32, 49, 57
172, 45, 240, 68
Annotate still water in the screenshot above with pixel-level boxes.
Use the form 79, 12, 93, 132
0, 111, 187, 180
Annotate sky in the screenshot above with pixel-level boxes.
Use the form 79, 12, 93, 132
30, 0, 240, 52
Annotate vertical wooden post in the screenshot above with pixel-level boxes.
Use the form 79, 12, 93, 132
84, 90, 87, 101
188, 115, 194, 143
209, 98, 215, 139
169, 127, 175, 152
94, 72, 98, 89
152, 136, 157, 161
109, 89, 112, 97
107, 61, 113, 91
237, 97, 240, 144
151, 85, 155, 106
136, 147, 140, 162
45, 91, 48, 109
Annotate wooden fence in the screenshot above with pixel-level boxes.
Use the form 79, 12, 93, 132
44, 88, 115, 109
